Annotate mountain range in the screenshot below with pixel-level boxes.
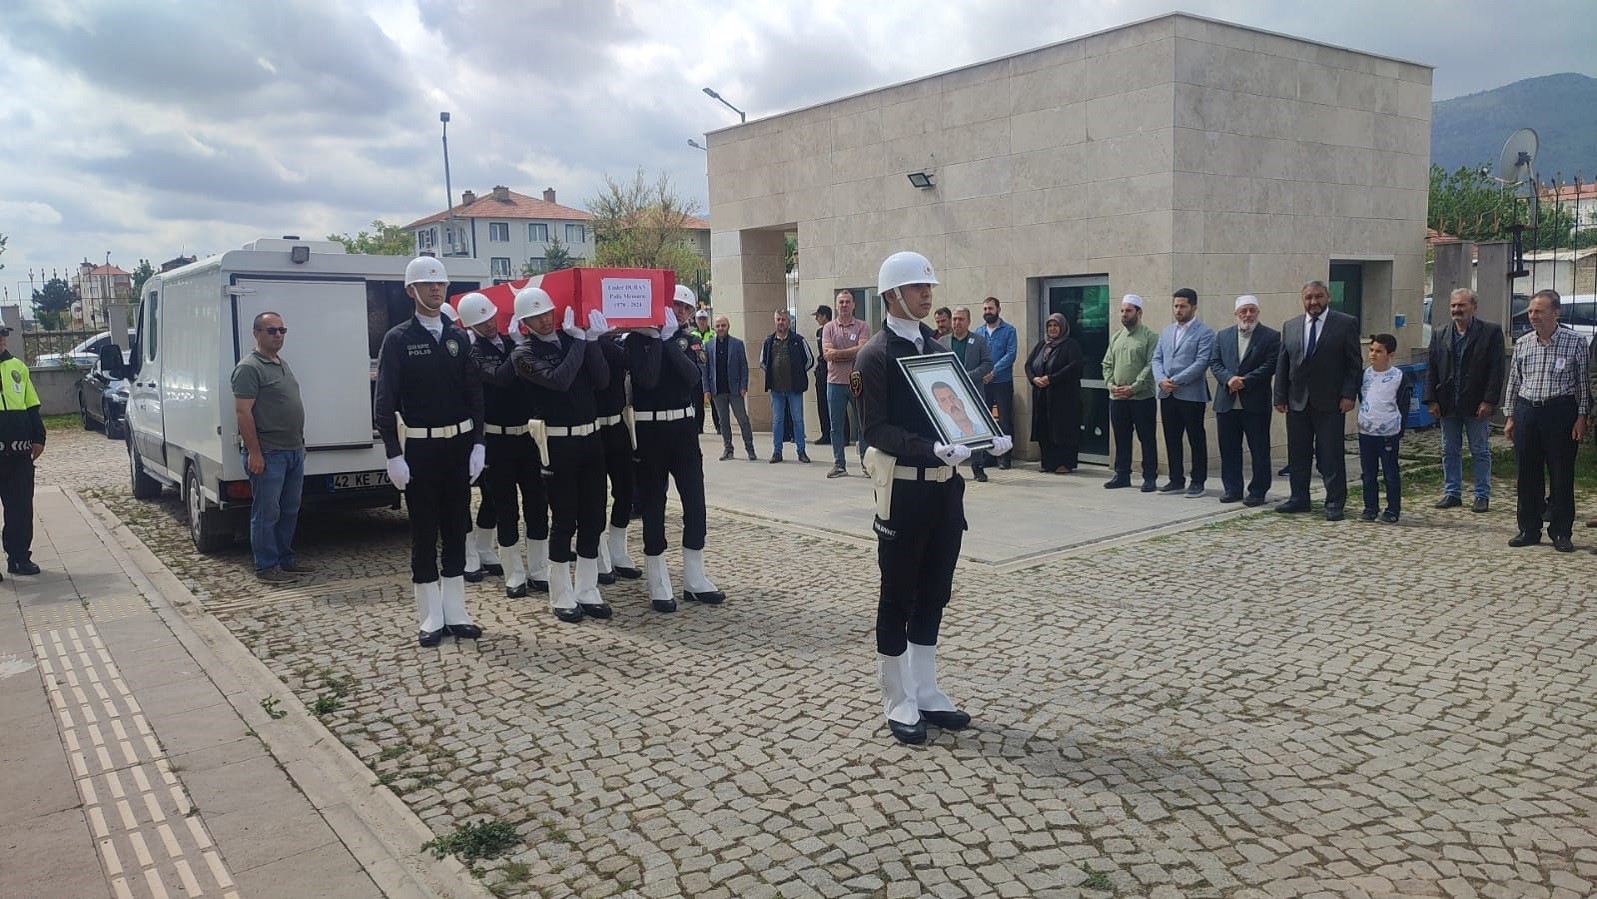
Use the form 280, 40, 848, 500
1431, 73, 1596, 183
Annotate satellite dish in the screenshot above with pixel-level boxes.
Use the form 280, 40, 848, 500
1495, 128, 1538, 187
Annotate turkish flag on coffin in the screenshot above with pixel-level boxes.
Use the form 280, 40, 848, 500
451, 268, 673, 335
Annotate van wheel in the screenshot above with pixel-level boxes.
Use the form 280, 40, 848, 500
184, 465, 231, 553
129, 440, 162, 500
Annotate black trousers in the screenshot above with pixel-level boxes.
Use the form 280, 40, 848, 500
473, 481, 495, 529
983, 382, 1013, 465
485, 433, 546, 546
636, 418, 706, 556
694, 391, 708, 433
545, 432, 606, 563
402, 436, 472, 583
875, 475, 965, 656
1286, 408, 1348, 510
1217, 409, 1272, 499
1513, 396, 1579, 540
815, 369, 831, 440
1160, 397, 1208, 485
599, 421, 634, 529
1109, 397, 1158, 480
0, 458, 35, 564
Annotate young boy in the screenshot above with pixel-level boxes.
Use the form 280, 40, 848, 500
1357, 334, 1413, 522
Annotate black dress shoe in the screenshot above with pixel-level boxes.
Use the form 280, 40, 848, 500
1380, 511, 1400, 523
1140, 480, 1158, 493
652, 597, 678, 613
998, 460, 1010, 470
417, 629, 445, 648
921, 708, 971, 730
815, 436, 831, 445
1324, 508, 1345, 522
598, 570, 616, 585
481, 562, 504, 576
888, 718, 927, 745
1277, 465, 1291, 476
798, 453, 812, 463
719, 450, 734, 461
1508, 532, 1541, 547
1360, 509, 1378, 521
446, 623, 482, 639
1552, 536, 1575, 553
505, 583, 528, 599
1471, 497, 1489, 513
578, 602, 613, 619
1435, 495, 1462, 509
463, 568, 485, 583
769, 454, 783, 464
1243, 496, 1266, 507
7, 559, 40, 575
1157, 481, 1186, 494
1218, 494, 1243, 504
1276, 500, 1310, 514
684, 589, 725, 605
612, 566, 641, 580
530, 579, 549, 593
553, 606, 584, 623
1103, 476, 1132, 489
972, 468, 988, 482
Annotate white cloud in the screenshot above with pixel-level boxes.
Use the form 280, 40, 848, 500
0, 201, 64, 226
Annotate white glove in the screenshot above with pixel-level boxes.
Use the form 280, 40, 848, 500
662, 306, 680, 335
561, 307, 584, 340
933, 442, 972, 466
584, 310, 609, 341
990, 435, 1013, 457
468, 444, 486, 483
386, 456, 411, 491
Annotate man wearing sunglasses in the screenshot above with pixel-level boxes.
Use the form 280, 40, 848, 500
232, 312, 308, 584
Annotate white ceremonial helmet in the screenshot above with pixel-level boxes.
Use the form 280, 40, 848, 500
877, 251, 938, 298
404, 256, 448, 286
456, 292, 497, 327
673, 284, 698, 309
513, 285, 556, 321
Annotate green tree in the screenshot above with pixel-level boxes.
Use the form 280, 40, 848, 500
32, 278, 75, 330
129, 259, 155, 300
522, 236, 578, 276
1428, 163, 1575, 251
585, 169, 708, 287
327, 219, 413, 255
784, 234, 797, 274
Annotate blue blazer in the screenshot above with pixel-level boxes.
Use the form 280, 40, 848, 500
1209, 324, 1280, 414
1151, 319, 1216, 402
703, 335, 750, 395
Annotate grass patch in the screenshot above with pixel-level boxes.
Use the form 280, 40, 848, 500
310, 694, 341, 716
378, 743, 410, 761
42, 413, 80, 432
259, 697, 287, 720
1081, 869, 1113, 892
421, 819, 519, 862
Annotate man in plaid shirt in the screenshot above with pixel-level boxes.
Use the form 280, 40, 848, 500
1504, 289, 1591, 553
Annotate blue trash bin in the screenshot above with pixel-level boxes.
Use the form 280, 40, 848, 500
1398, 362, 1432, 428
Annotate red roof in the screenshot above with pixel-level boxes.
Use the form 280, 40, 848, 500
403, 189, 593, 230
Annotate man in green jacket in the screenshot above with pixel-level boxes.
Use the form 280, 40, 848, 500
1102, 294, 1159, 492
0, 326, 46, 576
693, 308, 717, 434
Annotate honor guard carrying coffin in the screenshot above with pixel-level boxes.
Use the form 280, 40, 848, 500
595, 333, 642, 584
457, 292, 550, 598
374, 258, 487, 648
625, 286, 724, 612
440, 303, 503, 584
858, 251, 1012, 745
509, 286, 613, 623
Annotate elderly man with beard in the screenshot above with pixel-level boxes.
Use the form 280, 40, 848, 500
1210, 296, 1281, 506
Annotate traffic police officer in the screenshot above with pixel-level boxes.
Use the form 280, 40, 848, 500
0, 324, 45, 577
375, 257, 486, 647
510, 287, 613, 623
857, 251, 1011, 745
595, 333, 642, 583
626, 285, 723, 613
457, 292, 549, 598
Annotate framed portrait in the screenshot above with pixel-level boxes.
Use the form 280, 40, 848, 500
897, 352, 1002, 451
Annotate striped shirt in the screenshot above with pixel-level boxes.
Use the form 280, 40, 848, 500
1505, 327, 1591, 415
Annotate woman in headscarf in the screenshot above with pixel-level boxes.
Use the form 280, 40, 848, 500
1024, 312, 1084, 473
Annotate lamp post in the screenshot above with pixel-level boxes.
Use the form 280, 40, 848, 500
441, 111, 457, 256
702, 88, 745, 124
687, 139, 707, 152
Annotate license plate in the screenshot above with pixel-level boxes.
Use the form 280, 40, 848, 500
330, 471, 390, 490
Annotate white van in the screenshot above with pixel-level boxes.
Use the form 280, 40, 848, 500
113, 238, 487, 551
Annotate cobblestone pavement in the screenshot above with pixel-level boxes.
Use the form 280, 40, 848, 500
50, 428, 1597, 898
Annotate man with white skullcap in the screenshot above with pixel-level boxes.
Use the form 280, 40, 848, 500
1210, 295, 1281, 506
1102, 294, 1159, 492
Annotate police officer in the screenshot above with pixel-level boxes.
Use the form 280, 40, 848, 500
0, 324, 45, 578
595, 333, 642, 583
457, 292, 549, 597
857, 251, 1011, 745
440, 301, 504, 585
626, 285, 723, 613
510, 287, 612, 623
375, 257, 487, 647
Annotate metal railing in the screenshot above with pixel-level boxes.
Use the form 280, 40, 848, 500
20, 329, 105, 367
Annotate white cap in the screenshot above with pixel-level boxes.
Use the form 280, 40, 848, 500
1235, 295, 1260, 311
1121, 294, 1144, 310
673, 284, 698, 308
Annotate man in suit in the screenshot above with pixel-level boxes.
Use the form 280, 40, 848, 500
1424, 287, 1505, 513
937, 307, 994, 480
1210, 295, 1281, 506
1274, 279, 1363, 521
1151, 288, 1217, 497
704, 314, 756, 461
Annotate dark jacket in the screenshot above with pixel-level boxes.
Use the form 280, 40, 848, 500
1024, 338, 1084, 446
373, 317, 484, 459
857, 322, 943, 470
1274, 309, 1362, 413
1423, 317, 1506, 417
759, 331, 815, 393
469, 332, 535, 427
510, 332, 608, 426
703, 335, 750, 395
627, 326, 703, 411
1210, 324, 1280, 414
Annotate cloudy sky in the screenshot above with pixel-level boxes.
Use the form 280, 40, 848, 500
1, 0, 1591, 302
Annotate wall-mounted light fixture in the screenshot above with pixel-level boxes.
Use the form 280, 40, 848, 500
907, 171, 935, 190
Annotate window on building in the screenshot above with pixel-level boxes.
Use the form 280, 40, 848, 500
417, 229, 435, 250
529, 223, 548, 243
489, 222, 510, 242
527, 257, 546, 275
491, 257, 513, 280
566, 224, 585, 244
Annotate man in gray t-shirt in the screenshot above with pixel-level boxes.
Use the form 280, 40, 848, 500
231, 311, 308, 582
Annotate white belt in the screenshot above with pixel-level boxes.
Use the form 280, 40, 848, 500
892, 465, 955, 483
547, 422, 598, 438
596, 414, 623, 427
634, 406, 694, 422
402, 417, 475, 440
484, 423, 529, 436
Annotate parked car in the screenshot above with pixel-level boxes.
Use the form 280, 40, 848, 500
77, 346, 131, 439
1510, 293, 1592, 343
35, 329, 135, 369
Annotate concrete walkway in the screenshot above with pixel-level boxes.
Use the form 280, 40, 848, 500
0, 486, 484, 899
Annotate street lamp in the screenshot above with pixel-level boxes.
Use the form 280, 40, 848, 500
440, 111, 457, 256
687, 139, 707, 152
702, 87, 745, 124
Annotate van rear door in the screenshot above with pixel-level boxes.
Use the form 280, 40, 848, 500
232, 278, 374, 450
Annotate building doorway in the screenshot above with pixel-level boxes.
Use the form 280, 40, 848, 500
1039, 275, 1111, 461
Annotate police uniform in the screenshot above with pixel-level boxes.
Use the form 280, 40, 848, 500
626, 309, 723, 612
595, 335, 641, 582
374, 311, 485, 647
470, 329, 549, 597
511, 327, 612, 622
0, 344, 45, 576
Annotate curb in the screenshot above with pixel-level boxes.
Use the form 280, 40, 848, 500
72, 489, 494, 899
